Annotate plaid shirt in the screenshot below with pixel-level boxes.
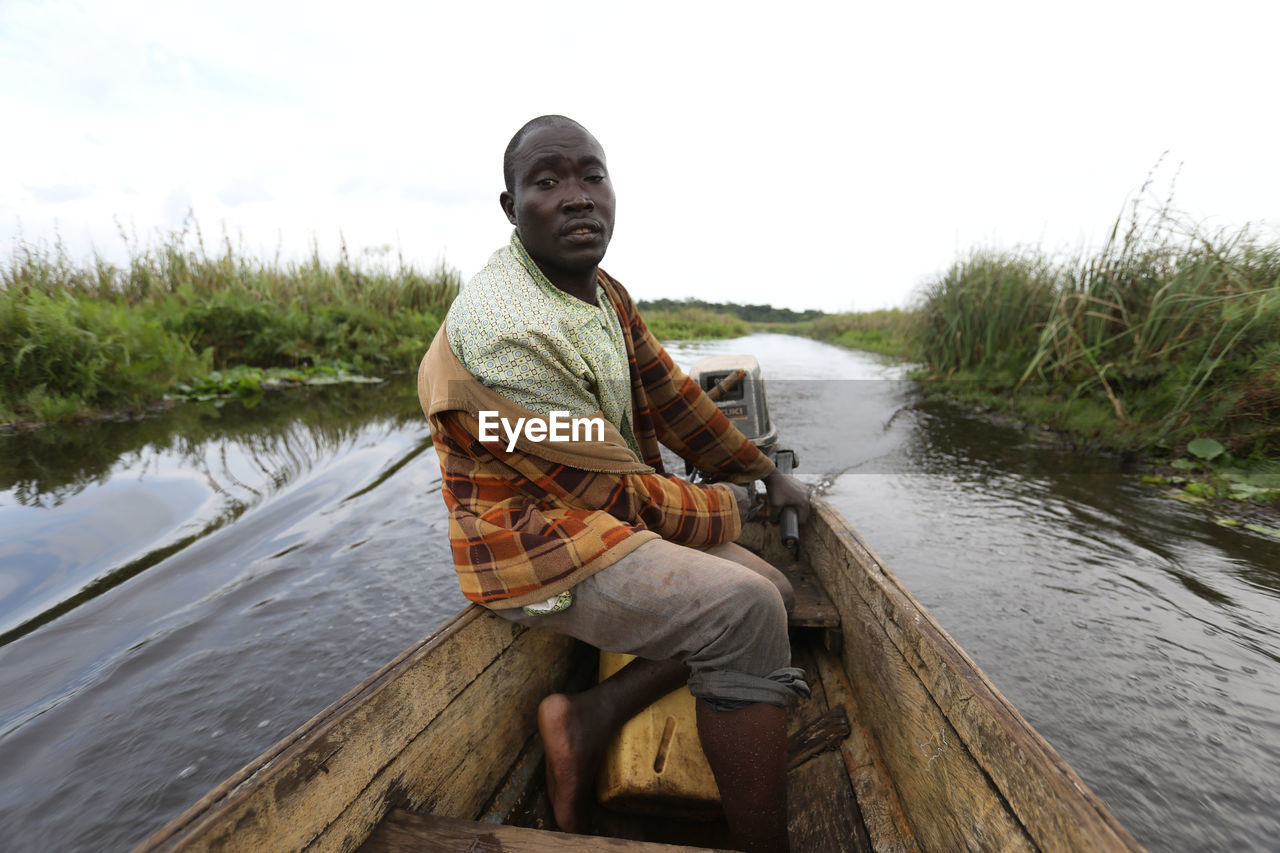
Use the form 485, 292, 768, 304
418, 270, 776, 609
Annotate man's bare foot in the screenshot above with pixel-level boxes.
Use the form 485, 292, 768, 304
538, 693, 601, 834
536, 659, 690, 835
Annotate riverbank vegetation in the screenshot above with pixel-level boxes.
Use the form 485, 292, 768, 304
909, 204, 1280, 520
914, 206, 1280, 462
637, 297, 824, 342
638, 297, 824, 325
636, 299, 919, 359
6, 208, 1278, 486
778, 309, 920, 358
639, 305, 748, 340
1, 228, 458, 424
636, 209, 1280, 516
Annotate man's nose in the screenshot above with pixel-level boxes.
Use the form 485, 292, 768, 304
561, 186, 594, 210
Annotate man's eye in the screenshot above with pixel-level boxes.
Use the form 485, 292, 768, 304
536, 178, 557, 188
586, 173, 607, 183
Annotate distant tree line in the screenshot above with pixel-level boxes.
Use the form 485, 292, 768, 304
636, 297, 824, 324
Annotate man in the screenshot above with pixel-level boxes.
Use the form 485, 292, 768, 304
417, 115, 810, 853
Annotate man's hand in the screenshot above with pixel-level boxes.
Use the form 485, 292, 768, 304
762, 469, 811, 524
724, 482, 751, 525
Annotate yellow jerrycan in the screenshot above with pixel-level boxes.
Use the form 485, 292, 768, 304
595, 651, 722, 818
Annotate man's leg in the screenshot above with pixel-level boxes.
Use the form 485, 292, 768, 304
697, 701, 790, 853
702, 541, 795, 613
538, 666, 792, 851
536, 657, 688, 834
491, 540, 802, 849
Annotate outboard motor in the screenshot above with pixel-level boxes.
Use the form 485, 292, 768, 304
687, 355, 800, 548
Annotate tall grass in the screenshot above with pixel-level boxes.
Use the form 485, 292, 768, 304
918, 205, 1280, 453
1, 227, 459, 423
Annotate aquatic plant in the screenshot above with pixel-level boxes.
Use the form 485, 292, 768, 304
917, 201, 1280, 455
1, 225, 459, 424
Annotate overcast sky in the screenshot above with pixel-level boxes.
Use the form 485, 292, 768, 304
2, 0, 1277, 312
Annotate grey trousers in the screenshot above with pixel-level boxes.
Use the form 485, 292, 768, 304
491, 540, 809, 710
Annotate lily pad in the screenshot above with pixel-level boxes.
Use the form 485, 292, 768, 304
1187, 437, 1226, 461
1244, 523, 1280, 540
1230, 483, 1277, 500
1212, 517, 1242, 527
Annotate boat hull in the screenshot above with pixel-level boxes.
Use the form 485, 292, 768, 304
138, 498, 1143, 852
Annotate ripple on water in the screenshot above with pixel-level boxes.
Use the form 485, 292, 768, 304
824, 388, 1280, 851
3, 338, 1279, 852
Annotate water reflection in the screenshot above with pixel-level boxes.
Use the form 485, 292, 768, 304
1, 381, 425, 505
0, 381, 463, 851
0, 384, 426, 644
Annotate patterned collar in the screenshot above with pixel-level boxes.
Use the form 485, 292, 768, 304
508, 231, 608, 313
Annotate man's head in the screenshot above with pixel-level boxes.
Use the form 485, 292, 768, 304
500, 116, 615, 288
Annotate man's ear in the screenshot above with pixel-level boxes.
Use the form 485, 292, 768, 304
499, 191, 517, 226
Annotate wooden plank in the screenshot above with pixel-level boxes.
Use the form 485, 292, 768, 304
783, 568, 841, 628
361, 810, 734, 852
809, 511, 1034, 851
787, 641, 831, 737
477, 733, 545, 825
812, 641, 916, 853
787, 750, 872, 853
136, 608, 574, 853
785, 638, 871, 852
726, 528, 836, 627
307, 626, 577, 850
507, 773, 557, 833
807, 499, 1146, 852
786, 706, 851, 770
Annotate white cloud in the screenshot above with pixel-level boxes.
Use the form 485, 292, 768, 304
2, 0, 1277, 311
217, 177, 275, 207
23, 184, 90, 204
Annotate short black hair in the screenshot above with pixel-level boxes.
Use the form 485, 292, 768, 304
503, 115, 591, 193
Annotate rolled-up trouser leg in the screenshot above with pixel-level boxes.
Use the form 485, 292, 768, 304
490, 539, 809, 710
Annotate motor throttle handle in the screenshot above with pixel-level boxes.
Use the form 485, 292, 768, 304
773, 449, 800, 549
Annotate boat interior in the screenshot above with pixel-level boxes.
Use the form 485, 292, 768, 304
139, 501, 1142, 853
357, 542, 891, 852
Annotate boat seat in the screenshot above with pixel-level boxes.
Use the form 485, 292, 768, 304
780, 567, 840, 629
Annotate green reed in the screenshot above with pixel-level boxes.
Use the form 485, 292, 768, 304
1, 226, 460, 424
917, 206, 1280, 453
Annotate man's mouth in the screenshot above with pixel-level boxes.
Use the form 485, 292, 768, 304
563, 220, 603, 241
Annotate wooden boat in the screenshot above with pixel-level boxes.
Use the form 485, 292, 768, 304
136, 499, 1144, 852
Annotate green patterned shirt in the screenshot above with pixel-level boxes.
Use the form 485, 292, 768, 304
446, 232, 640, 457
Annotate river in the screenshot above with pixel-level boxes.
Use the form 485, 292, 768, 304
1, 333, 1277, 851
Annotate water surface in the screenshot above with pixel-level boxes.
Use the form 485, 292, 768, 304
1, 335, 1278, 851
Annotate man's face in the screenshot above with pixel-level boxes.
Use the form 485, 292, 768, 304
500, 123, 615, 283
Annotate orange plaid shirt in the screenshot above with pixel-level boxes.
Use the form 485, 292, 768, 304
418, 271, 775, 609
